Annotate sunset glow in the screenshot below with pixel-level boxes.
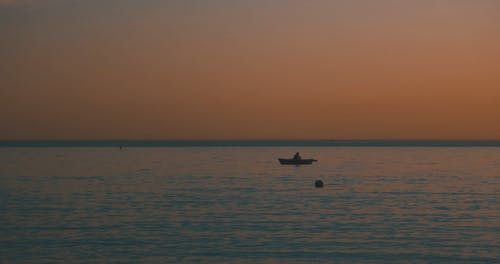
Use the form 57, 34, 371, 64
1, 0, 500, 139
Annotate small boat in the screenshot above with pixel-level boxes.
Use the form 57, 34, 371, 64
278, 158, 317, 165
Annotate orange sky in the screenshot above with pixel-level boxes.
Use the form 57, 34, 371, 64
1, 0, 500, 140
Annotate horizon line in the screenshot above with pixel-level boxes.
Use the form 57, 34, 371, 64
2, 139, 500, 147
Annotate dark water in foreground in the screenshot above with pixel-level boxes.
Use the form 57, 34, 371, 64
1, 147, 499, 263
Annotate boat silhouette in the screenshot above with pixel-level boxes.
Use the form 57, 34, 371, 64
278, 158, 318, 165
278, 153, 317, 165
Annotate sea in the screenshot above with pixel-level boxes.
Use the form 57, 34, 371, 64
1, 141, 499, 263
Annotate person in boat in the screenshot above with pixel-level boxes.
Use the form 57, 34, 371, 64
293, 152, 301, 160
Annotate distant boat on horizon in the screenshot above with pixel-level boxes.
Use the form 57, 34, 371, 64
278, 158, 318, 165
278, 152, 317, 165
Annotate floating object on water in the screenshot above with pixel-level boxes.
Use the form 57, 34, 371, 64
315, 180, 324, 188
278, 152, 317, 165
278, 158, 317, 165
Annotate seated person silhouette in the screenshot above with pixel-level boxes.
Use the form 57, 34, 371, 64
293, 152, 301, 160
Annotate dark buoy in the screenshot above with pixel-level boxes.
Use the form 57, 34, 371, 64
315, 180, 324, 188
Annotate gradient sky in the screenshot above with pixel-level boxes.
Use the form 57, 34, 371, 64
1, 0, 500, 140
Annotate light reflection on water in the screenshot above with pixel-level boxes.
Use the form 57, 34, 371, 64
0, 147, 499, 263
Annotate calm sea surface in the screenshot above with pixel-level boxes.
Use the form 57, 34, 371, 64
1, 146, 499, 263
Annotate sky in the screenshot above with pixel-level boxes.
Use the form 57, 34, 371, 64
1, 0, 500, 140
